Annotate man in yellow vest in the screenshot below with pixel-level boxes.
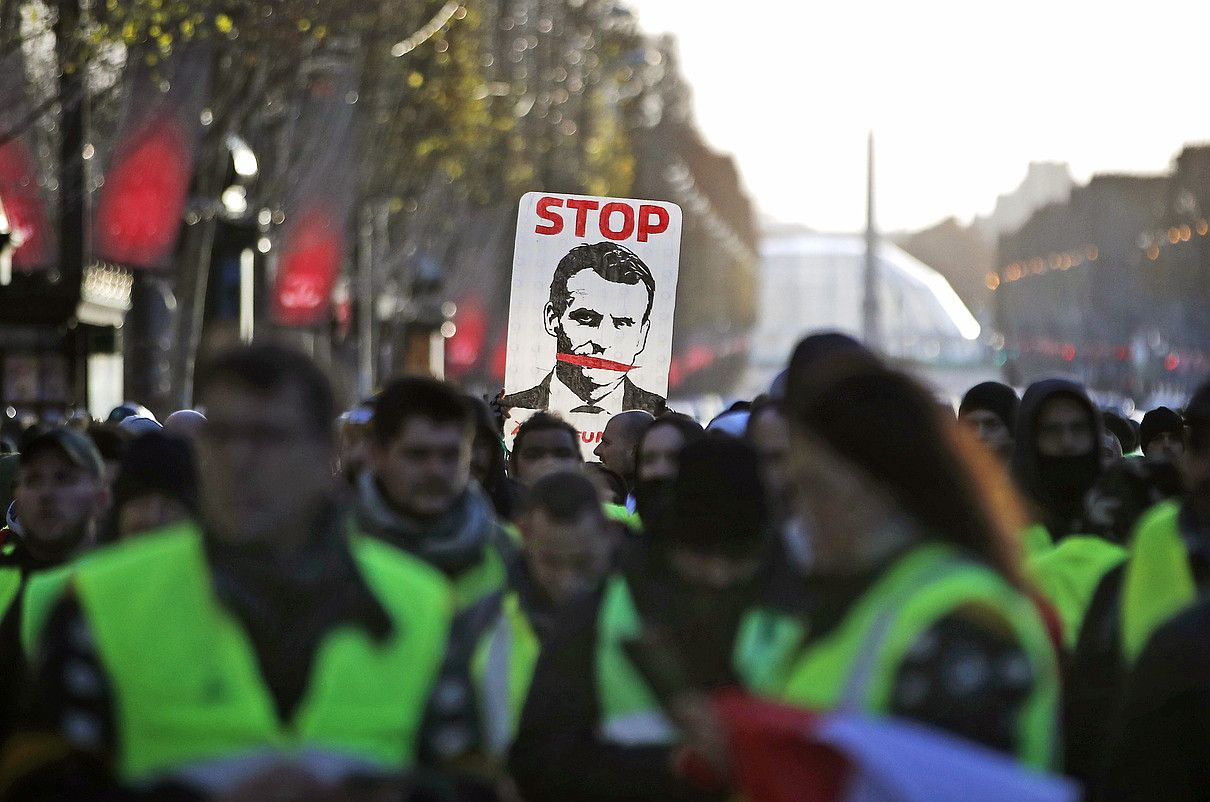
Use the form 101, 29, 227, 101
0, 429, 109, 576
421, 471, 617, 797
0, 428, 109, 741
1013, 380, 1127, 642
3, 344, 453, 800
357, 376, 516, 610
1067, 379, 1210, 788
510, 438, 807, 802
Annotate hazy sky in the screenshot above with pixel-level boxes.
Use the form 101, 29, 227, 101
627, 0, 1210, 232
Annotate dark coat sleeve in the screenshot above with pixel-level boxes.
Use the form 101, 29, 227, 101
507, 591, 706, 802
1064, 564, 1127, 790
1100, 602, 1210, 802
888, 613, 1038, 759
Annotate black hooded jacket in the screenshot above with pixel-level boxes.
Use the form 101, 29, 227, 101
1011, 379, 1103, 540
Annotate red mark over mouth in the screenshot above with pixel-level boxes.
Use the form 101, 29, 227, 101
556, 353, 637, 372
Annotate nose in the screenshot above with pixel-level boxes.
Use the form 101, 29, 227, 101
593, 441, 605, 459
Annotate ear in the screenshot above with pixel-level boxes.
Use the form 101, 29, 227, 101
543, 302, 559, 339
636, 319, 651, 356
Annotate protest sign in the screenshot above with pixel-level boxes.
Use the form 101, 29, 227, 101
502, 192, 682, 458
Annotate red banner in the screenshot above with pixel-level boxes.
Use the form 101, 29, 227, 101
94, 44, 209, 269
271, 55, 359, 327
272, 204, 344, 327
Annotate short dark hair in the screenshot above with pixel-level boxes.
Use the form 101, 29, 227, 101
196, 343, 335, 441
513, 411, 581, 459
373, 376, 473, 446
548, 242, 656, 323
522, 471, 604, 522
638, 412, 705, 458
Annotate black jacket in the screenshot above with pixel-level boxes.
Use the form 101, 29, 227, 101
1068, 501, 1210, 789
501, 372, 666, 416
1101, 596, 1210, 802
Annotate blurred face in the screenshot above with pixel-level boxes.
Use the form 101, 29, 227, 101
548, 270, 651, 400
788, 427, 902, 573
1102, 432, 1124, 467
371, 417, 472, 519
638, 424, 685, 482
470, 430, 497, 485
960, 409, 1014, 461
521, 508, 612, 606
513, 428, 582, 487
594, 417, 639, 482
748, 408, 792, 510
118, 492, 191, 539
1036, 397, 1095, 458
1146, 431, 1185, 461
197, 381, 335, 546
14, 451, 106, 556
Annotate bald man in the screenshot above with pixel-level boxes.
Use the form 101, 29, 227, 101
593, 410, 653, 492
164, 410, 206, 440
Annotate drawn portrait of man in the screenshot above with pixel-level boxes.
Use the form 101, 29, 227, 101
502, 241, 666, 416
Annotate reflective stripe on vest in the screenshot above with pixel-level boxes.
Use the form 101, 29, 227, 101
595, 574, 804, 747
72, 524, 453, 786
1028, 535, 1126, 650
472, 592, 540, 758
1121, 500, 1195, 663
777, 544, 1059, 770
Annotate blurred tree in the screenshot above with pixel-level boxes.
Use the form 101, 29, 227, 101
0, 0, 758, 404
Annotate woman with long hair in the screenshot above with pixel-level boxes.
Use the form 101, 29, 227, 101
765, 359, 1059, 767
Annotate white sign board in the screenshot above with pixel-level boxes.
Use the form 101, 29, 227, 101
502, 192, 682, 458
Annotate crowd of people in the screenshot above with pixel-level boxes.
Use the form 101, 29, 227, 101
0, 332, 1204, 801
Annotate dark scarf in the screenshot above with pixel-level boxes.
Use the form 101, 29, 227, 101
355, 471, 498, 577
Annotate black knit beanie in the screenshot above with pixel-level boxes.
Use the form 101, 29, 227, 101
1140, 407, 1184, 453
959, 382, 1019, 433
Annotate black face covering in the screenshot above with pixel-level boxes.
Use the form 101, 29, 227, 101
1037, 453, 1100, 503
633, 478, 675, 536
